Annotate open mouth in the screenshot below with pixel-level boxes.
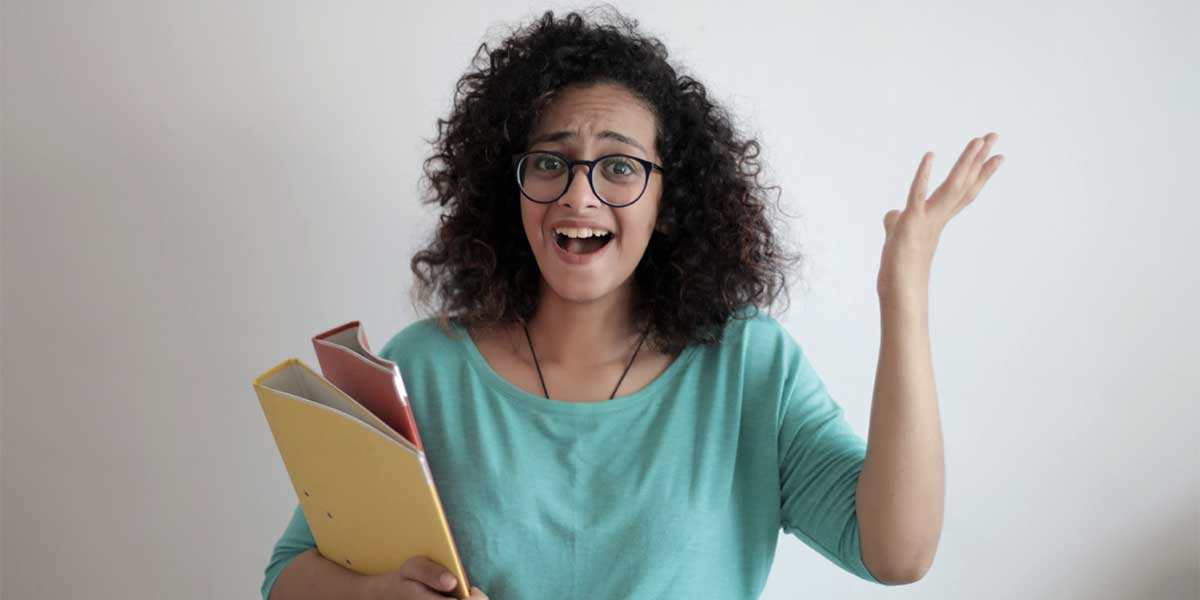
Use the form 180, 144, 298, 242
555, 231, 613, 255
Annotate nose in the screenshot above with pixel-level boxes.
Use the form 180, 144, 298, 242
555, 163, 602, 208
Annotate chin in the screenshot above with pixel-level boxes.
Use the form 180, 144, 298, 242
541, 273, 621, 304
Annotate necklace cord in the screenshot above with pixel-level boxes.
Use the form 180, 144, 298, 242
522, 323, 648, 400
609, 329, 646, 399
521, 323, 550, 399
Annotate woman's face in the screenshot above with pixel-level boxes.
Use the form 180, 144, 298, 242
519, 81, 663, 305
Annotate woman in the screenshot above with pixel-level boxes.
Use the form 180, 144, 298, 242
262, 7, 1002, 600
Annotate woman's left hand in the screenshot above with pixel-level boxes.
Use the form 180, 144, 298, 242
876, 132, 1004, 304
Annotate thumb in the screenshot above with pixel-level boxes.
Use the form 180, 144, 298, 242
883, 209, 901, 234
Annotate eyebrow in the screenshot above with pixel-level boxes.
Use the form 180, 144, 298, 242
528, 130, 647, 154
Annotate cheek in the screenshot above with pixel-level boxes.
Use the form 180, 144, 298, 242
616, 206, 658, 250
520, 201, 546, 246
643, 188, 664, 232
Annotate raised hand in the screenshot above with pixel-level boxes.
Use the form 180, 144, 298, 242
876, 132, 1004, 303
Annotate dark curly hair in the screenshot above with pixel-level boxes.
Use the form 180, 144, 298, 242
410, 5, 802, 355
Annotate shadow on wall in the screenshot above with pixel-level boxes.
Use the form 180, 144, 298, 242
1046, 488, 1198, 599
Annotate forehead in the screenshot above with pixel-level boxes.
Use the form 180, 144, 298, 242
529, 82, 657, 152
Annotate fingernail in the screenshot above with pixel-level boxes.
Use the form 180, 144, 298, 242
441, 573, 457, 589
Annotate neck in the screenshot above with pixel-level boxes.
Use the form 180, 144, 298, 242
523, 277, 644, 370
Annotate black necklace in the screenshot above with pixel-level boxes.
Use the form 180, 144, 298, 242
522, 323, 648, 400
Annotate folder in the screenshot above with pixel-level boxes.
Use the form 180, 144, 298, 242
254, 352, 469, 598
311, 320, 423, 451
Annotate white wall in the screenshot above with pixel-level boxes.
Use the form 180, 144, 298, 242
2, 1, 1197, 598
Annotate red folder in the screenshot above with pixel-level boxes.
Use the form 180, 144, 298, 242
312, 321, 424, 451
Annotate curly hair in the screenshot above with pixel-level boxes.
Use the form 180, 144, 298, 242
410, 5, 802, 355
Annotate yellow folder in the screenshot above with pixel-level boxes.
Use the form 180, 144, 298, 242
253, 358, 469, 598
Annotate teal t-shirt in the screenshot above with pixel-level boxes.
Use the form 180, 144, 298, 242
261, 308, 885, 599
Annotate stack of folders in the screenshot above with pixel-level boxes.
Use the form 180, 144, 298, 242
252, 321, 470, 599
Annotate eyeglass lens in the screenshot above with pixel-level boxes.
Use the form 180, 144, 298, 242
517, 152, 647, 206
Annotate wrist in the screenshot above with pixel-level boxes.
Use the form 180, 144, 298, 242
879, 285, 928, 310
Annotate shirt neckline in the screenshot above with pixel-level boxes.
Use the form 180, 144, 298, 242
451, 320, 700, 415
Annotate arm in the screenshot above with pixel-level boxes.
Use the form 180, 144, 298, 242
264, 515, 481, 600
773, 324, 891, 586
269, 549, 373, 600
857, 133, 1004, 582
261, 504, 372, 600
856, 294, 943, 583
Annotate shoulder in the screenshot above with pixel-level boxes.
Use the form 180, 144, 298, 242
377, 316, 464, 366
720, 304, 806, 362
715, 305, 819, 403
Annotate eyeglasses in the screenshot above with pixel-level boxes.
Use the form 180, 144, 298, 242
512, 151, 666, 208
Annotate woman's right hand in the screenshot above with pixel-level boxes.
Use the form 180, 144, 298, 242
360, 556, 488, 600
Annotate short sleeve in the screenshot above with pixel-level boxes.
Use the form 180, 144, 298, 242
776, 337, 885, 585
261, 503, 317, 600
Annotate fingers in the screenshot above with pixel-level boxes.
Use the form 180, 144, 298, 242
948, 136, 985, 190
953, 133, 1002, 216
970, 133, 999, 180
399, 556, 461, 595
467, 586, 491, 599
370, 576, 457, 600
958, 154, 1005, 215
930, 132, 1001, 218
907, 151, 933, 212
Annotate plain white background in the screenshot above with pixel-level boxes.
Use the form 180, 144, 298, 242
2, 1, 1197, 598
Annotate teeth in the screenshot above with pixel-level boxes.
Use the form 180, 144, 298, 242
554, 226, 612, 239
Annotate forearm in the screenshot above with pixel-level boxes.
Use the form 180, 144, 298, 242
856, 291, 945, 583
269, 548, 372, 600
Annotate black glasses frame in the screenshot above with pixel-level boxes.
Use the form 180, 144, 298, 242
511, 150, 667, 208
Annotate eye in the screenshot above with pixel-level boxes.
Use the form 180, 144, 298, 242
604, 157, 637, 177
533, 156, 564, 171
